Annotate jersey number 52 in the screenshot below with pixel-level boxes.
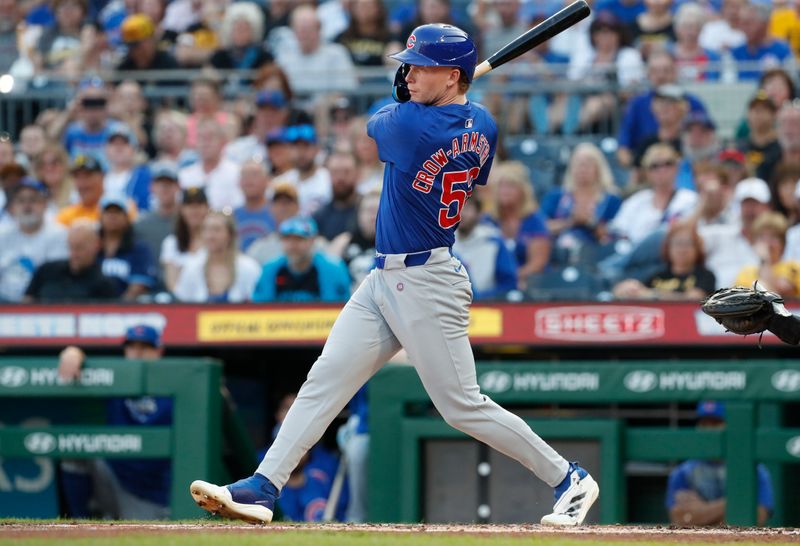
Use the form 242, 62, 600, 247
439, 167, 480, 229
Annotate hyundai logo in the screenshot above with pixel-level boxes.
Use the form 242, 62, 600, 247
479, 371, 513, 393
24, 432, 57, 454
772, 370, 800, 393
624, 370, 658, 393
0, 366, 28, 388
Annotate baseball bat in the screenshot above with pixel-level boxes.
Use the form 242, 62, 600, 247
322, 453, 347, 522
472, 0, 591, 80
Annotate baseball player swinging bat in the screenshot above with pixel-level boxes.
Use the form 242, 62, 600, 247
472, 0, 591, 81
190, 4, 602, 528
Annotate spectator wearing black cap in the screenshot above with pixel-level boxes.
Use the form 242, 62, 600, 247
24, 219, 117, 302
98, 195, 156, 301
134, 163, 181, 268
57, 154, 107, 226
737, 91, 780, 176
58, 324, 173, 519
105, 125, 152, 212
160, 187, 209, 293
0, 179, 68, 302
247, 182, 301, 265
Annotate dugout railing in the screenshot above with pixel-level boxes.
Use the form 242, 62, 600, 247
369, 361, 800, 526
0, 357, 241, 519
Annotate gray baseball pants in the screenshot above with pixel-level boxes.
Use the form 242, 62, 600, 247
257, 247, 569, 489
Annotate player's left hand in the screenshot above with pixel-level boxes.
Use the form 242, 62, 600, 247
701, 282, 800, 345
392, 64, 411, 103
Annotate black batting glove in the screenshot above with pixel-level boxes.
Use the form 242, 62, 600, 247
392, 64, 411, 103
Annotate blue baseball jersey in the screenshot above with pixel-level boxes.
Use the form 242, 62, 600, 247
367, 100, 497, 254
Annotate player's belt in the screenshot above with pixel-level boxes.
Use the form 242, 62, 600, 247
375, 250, 430, 270
375, 247, 452, 270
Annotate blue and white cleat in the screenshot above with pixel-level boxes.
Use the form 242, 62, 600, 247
540, 462, 599, 526
190, 473, 278, 524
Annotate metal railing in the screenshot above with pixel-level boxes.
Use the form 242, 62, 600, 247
0, 61, 767, 140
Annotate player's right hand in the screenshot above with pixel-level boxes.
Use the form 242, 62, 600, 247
392, 64, 411, 103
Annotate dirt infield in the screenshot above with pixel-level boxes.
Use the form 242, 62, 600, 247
1, 522, 799, 543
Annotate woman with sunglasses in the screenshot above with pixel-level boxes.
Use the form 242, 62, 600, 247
610, 143, 697, 247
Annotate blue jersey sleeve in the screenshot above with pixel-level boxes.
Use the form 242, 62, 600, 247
367, 102, 420, 171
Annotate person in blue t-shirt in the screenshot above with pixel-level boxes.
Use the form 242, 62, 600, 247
233, 160, 276, 251
730, 3, 793, 81
617, 51, 708, 168
57, 325, 172, 519
666, 401, 773, 526
252, 216, 351, 303
97, 195, 157, 300
63, 79, 123, 164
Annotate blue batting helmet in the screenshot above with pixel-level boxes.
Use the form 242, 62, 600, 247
390, 24, 478, 83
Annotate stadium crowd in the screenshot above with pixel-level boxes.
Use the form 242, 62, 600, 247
1, 0, 800, 305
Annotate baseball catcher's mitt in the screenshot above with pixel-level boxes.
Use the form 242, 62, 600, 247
701, 283, 800, 345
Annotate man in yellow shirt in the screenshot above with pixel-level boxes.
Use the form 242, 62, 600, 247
770, 2, 800, 59
57, 154, 105, 226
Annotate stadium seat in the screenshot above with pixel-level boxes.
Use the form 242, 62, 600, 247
524, 266, 607, 302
